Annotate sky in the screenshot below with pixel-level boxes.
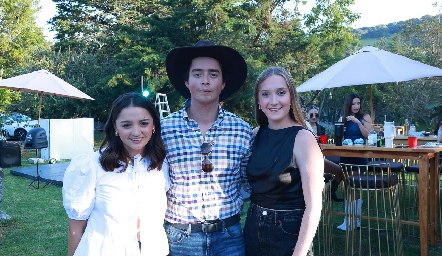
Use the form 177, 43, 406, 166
36, 0, 441, 41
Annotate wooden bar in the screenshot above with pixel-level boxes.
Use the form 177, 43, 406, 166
429, 152, 440, 246
320, 144, 442, 256
393, 135, 437, 146
419, 154, 429, 254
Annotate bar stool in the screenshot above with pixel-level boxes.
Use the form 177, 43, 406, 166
340, 163, 403, 256
314, 173, 334, 256
367, 160, 404, 173
367, 159, 405, 181
367, 159, 405, 187
368, 159, 406, 216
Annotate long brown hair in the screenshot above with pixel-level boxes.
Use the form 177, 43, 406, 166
99, 92, 166, 172
254, 67, 306, 127
342, 93, 368, 127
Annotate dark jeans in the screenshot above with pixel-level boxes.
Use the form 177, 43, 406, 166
244, 203, 313, 256
165, 222, 245, 256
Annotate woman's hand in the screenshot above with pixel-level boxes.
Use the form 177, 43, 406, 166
346, 116, 360, 124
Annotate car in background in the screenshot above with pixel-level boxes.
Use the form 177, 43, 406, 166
0, 113, 38, 141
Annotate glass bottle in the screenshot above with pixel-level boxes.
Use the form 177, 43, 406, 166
410, 123, 416, 135
404, 119, 410, 136
377, 127, 384, 147
367, 124, 377, 146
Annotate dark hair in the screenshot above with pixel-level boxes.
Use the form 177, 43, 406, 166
433, 118, 442, 135
307, 105, 319, 113
99, 92, 166, 172
254, 67, 306, 127
342, 93, 366, 127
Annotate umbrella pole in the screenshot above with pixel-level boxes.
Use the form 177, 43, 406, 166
307, 90, 321, 106
369, 84, 374, 123
38, 93, 43, 126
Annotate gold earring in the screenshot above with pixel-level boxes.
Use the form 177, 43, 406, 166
115, 131, 119, 136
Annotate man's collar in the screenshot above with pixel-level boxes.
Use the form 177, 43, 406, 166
182, 99, 224, 122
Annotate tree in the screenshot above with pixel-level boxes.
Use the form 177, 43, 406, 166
294, 0, 360, 123
47, 0, 362, 124
381, 15, 442, 130
50, 0, 173, 111
0, 0, 49, 112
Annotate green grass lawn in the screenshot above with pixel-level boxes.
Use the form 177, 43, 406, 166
1, 132, 441, 255
0, 171, 66, 255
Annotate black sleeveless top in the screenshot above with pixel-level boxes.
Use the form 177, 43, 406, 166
247, 125, 305, 210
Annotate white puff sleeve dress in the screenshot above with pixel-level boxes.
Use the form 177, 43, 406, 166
62, 151, 170, 256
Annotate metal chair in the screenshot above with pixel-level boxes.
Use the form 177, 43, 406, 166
340, 163, 403, 256
368, 159, 406, 217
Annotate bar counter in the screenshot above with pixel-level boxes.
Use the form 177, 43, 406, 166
320, 144, 442, 256
393, 135, 438, 146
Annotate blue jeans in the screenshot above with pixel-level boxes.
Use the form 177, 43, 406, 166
165, 222, 245, 256
243, 203, 313, 256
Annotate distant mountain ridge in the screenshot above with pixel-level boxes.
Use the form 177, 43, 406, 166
352, 14, 436, 39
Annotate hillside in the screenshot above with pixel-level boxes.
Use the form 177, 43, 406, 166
352, 14, 436, 41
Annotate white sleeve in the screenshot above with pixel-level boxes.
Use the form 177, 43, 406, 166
62, 153, 98, 220
161, 161, 171, 192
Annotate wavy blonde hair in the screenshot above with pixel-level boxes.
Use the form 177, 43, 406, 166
254, 67, 307, 128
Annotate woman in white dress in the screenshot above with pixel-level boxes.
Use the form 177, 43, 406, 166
63, 92, 170, 256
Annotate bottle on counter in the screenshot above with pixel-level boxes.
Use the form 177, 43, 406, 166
367, 124, 378, 146
410, 123, 416, 135
404, 119, 410, 136
377, 127, 384, 147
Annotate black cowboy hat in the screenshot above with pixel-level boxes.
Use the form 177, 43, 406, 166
165, 40, 248, 102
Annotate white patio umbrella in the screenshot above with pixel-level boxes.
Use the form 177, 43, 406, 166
0, 70, 94, 125
296, 46, 442, 119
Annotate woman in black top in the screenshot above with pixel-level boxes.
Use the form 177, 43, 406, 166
243, 67, 324, 256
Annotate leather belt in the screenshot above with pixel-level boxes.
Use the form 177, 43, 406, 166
165, 214, 240, 233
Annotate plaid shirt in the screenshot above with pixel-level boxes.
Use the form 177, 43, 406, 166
161, 101, 253, 223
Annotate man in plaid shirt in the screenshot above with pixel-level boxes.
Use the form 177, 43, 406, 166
161, 40, 253, 255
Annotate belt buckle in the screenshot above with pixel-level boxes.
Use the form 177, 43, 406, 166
202, 220, 219, 233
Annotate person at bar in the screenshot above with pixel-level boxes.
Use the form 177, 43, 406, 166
306, 105, 326, 138
337, 93, 372, 231
338, 93, 372, 163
